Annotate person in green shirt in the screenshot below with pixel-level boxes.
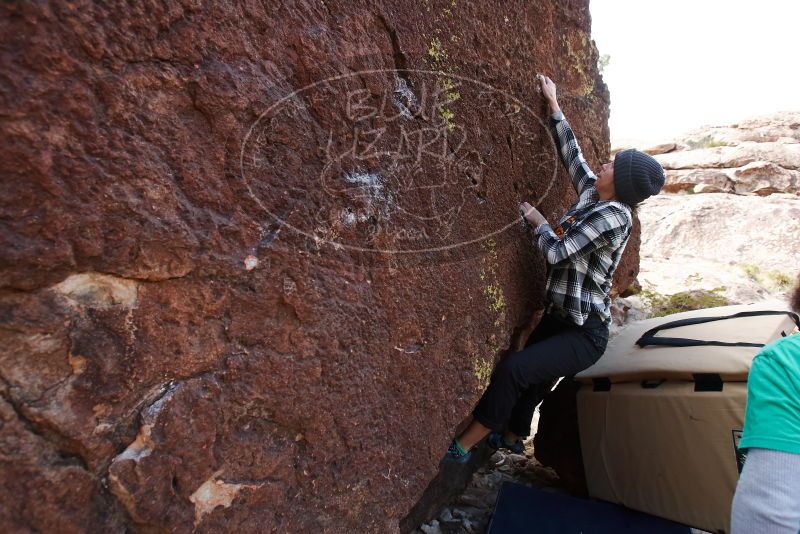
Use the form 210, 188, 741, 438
731, 273, 800, 534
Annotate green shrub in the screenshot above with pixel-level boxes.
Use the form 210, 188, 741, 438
685, 273, 703, 284
598, 53, 610, 74
640, 286, 729, 318
739, 264, 793, 290
686, 135, 728, 149
766, 271, 793, 290
739, 263, 761, 281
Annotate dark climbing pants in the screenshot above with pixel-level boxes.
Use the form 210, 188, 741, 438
472, 310, 609, 437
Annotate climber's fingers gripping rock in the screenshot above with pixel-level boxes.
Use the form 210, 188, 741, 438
536, 74, 557, 105
520, 201, 547, 227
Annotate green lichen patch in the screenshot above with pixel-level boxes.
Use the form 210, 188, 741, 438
484, 283, 506, 313
427, 37, 447, 63
479, 238, 507, 314
438, 106, 456, 132
560, 34, 594, 96
474, 357, 493, 391
425, 34, 461, 133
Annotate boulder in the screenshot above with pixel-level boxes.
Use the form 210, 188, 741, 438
678, 111, 800, 146
642, 142, 677, 156
692, 183, 728, 194
637, 193, 800, 272
637, 192, 800, 303
614, 112, 800, 197
662, 164, 799, 196
610, 142, 675, 158
663, 169, 733, 193
0, 1, 626, 531
654, 142, 800, 171
730, 161, 800, 196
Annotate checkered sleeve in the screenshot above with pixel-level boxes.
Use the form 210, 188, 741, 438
549, 110, 597, 196
535, 204, 631, 265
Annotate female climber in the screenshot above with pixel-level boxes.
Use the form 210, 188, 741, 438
444, 74, 666, 462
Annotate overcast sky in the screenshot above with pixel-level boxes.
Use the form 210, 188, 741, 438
590, 0, 800, 146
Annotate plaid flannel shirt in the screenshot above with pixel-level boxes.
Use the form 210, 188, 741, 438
533, 110, 633, 326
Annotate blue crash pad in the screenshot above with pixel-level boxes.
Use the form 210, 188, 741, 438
487, 481, 692, 534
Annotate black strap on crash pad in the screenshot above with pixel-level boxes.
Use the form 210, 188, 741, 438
635, 310, 800, 348
693, 373, 723, 392
592, 377, 611, 392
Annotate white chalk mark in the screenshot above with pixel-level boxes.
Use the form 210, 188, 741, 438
244, 255, 259, 270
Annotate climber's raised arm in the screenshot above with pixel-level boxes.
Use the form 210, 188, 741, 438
519, 200, 631, 265
537, 74, 597, 196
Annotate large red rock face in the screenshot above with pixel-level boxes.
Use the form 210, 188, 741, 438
0, 1, 630, 531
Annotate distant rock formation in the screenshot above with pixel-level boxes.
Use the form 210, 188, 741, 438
636, 192, 800, 304
613, 112, 800, 196
0, 1, 621, 532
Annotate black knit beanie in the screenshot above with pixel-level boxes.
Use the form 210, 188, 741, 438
613, 149, 666, 206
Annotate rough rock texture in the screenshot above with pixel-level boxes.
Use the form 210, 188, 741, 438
0, 1, 627, 532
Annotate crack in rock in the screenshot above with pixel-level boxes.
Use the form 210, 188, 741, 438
108, 382, 176, 483
113, 423, 155, 463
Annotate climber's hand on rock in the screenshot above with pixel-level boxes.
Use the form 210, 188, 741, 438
536, 74, 560, 114
520, 201, 547, 227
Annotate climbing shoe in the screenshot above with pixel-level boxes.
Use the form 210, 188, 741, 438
442, 439, 472, 464
487, 431, 525, 454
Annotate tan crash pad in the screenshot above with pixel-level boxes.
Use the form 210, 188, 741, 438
578, 381, 747, 533
577, 301, 797, 383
